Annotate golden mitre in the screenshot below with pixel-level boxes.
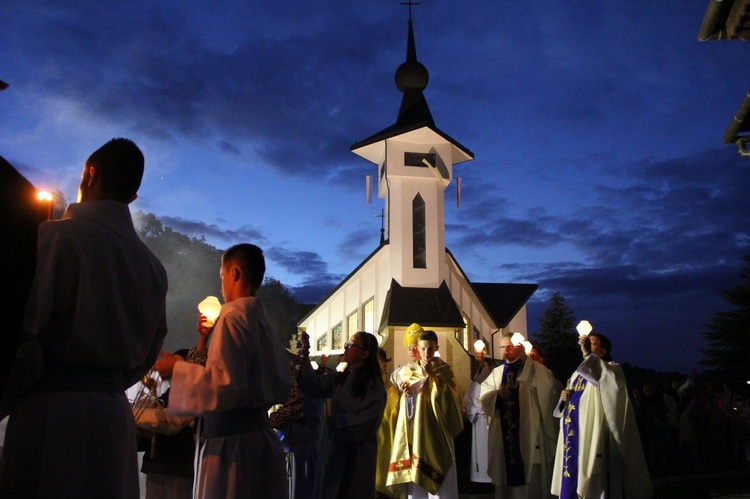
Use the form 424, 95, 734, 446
403, 323, 424, 348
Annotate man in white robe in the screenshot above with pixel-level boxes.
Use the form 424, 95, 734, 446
480, 333, 559, 499
463, 357, 492, 486
0, 138, 168, 498
157, 243, 290, 499
551, 333, 652, 499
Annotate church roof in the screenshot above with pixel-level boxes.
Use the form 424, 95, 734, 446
378, 278, 466, 330
470, 282, 539, 329
296, 243, 386, 324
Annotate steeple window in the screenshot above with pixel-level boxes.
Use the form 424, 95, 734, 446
413, 194, 426, 268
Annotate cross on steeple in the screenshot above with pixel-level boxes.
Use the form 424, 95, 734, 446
376, 209, 386, 245
400, 0, 420, 21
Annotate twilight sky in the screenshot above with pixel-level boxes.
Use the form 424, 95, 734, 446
2, 1, 748, 373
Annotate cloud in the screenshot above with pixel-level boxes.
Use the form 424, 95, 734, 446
440, 145, 750, 372
160, 215, 265, 244
6, 2, 403, 180
265, 246, 329, 278
264, 246, 345, 304
335, 227, 380, 261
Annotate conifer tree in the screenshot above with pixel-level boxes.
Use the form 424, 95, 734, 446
701, 252, 750, 386
532, 291, 581, 383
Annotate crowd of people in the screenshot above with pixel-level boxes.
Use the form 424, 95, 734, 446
632, 373, 750, 478
3, 137, 743, 498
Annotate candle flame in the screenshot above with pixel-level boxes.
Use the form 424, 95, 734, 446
197, 296, 222, 326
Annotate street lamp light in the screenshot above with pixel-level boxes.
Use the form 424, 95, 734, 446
37, 190, 53, 220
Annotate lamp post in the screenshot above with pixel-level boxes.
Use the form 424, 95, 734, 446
37, 190, 53, 221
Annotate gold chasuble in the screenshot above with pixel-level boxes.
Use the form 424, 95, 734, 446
386, 359, 463, 495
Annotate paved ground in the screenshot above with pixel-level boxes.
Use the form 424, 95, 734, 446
458, 468, 750, 499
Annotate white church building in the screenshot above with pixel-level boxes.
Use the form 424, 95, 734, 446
298, 17, 536, 392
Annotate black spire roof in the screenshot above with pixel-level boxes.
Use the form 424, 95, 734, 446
351, 17, 473, 161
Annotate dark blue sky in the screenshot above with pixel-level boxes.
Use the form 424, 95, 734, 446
2, 1, 748, 373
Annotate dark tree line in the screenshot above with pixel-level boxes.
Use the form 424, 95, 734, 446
701, 251, 750, 388
133, 212, 303, 353
532, 249, 750, 388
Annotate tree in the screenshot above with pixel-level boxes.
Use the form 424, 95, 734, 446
134, 211, 223, 354
701, 252, 750, 387
51, 189, 67, 219
532, 291, 581, 383
133, 211, 303, 353
258, 276, 305, 347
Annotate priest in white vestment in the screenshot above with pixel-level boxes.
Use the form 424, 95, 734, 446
480, 333, 559, 499
551, 333, 652, 499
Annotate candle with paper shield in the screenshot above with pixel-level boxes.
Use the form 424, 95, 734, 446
523, 341, 533, 355
198, 296, 222, 327
474, 340, 485, 354
576, 320, 593, 337
510, 332, 526, 346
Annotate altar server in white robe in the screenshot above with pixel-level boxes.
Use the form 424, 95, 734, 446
156, 243, 290, 499
463, 354, 493, 485
0, 138, 168, 499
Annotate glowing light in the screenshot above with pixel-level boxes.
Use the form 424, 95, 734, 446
309, 360, 319, 370
576, 320, 593, 337
510, 332, 525, 346
197, 296, 222, 327
37, 190, 53, 202
523, 341, 533, 355
336, 361, 348, 372
474, 340, 485, 353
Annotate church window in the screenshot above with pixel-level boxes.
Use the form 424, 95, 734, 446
348, 310, 359, 337
456, 313, 469, 350
404, 152, 436, 167
316, 333, 327, 352
364, 298, 374, 334
413, 194, 426, 268
332, 323, 343, 350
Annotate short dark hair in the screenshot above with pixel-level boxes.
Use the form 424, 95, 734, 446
222, 244, 265, 293
377, 348, 391, 363
419, 330, 438, 345
590, 332, 612, 361
86, 138, 144, 202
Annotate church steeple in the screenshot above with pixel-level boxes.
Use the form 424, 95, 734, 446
394, 19, 434, 128
351, 11, 474, 288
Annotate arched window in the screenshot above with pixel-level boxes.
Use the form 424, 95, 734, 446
413, 194, 426, 268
